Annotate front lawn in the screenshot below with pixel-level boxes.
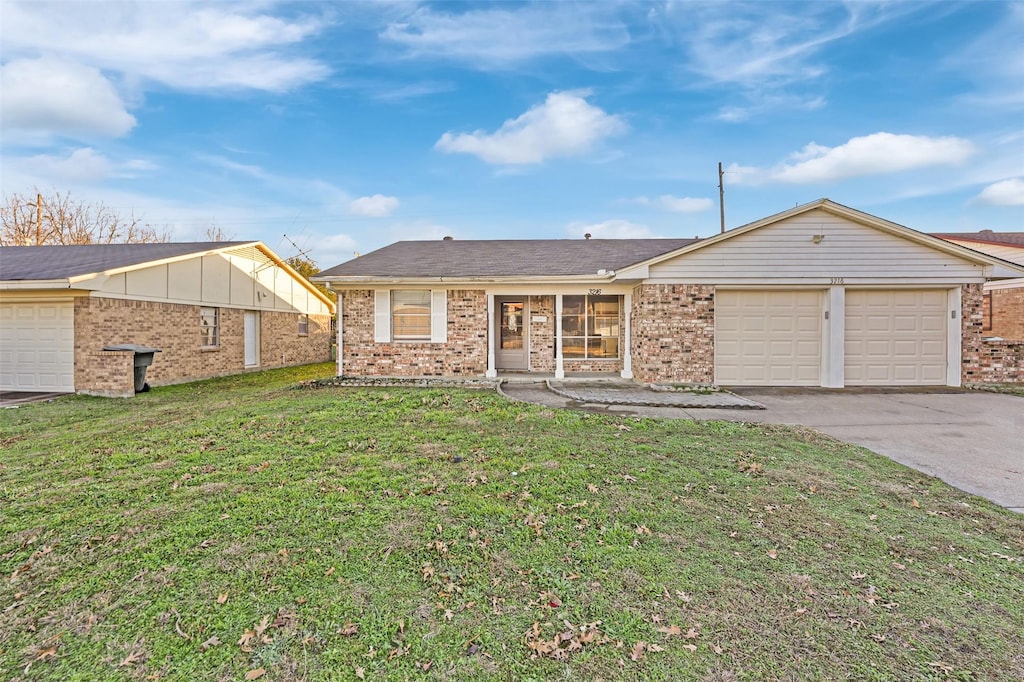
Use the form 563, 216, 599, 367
2, 364, 1022, 681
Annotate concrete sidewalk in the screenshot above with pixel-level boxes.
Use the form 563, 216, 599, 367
499, 382, 1024, 513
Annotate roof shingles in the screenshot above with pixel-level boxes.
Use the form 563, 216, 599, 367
316, 238, 699, 279
0, 243, 253, 281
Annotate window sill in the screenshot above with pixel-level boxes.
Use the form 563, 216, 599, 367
201, 346, 221, 352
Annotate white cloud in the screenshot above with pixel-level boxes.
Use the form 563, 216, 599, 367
381, 4, 629, 66
729, 133, 975, 185
976, 178, 1024, 206
20, 148, 113, 184
644, 195, 714, 213
566, 219, 660, 239
349, 194, 400, 217
1, 58, 136, 138
435, 91, 626, 165
0, 2, 330, 93
312, 233, 361, 269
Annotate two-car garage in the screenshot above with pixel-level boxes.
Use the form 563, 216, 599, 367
714, 288, 950, 387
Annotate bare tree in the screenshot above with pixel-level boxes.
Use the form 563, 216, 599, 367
204, 224, 235, 241
1, 189, 169, 246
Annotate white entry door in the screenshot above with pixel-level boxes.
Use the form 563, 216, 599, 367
244, 311, 259, 367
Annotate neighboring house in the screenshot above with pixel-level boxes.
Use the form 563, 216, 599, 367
931, 231, 1024, 340
316, 199, 1024, 387
0, 242, 335, 396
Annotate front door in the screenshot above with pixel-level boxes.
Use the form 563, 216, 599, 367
244, 311, 260, 367
495, 298, 528, 370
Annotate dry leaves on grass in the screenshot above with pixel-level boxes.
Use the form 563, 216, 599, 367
524, 620, 608, 661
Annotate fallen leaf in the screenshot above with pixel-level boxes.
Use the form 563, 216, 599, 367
682, 643, 698, 652
911, 498, 920, 509
118, 649, 145, 667
338, 622, 359, 637
713, 644, 724, 654
630, 641, 646, 661
244, 669, 265, 680
766, 549, 778, 560
217, 593, 228, 604
35, 646, 57, 662
656, 625, 682, 637
684, 627, 699, 640
587, 483, 599, 493
325, 566, 336, 577
355, 667, 365, 680
199, 636, 221, 651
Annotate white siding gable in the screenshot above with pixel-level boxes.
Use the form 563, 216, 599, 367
647, 208, 986, 285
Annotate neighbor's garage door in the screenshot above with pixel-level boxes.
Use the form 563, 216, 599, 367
715, 290, 822, 385
844, 290, 946, 385
0, 302, 75, 392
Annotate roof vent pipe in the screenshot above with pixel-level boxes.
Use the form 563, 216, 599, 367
584, 233, 591, 240
443, 236, 453, 241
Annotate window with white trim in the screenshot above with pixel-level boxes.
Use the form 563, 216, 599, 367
392, 290, 432, 340
200, 307, 220, 347
298, 314, 309, 336
560, 295, 620, 359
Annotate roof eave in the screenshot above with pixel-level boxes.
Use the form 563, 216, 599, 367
317, 273, 618, 286
0, 279, 73, 290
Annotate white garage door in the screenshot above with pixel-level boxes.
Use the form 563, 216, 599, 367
845, 290, 947, 385
0, 302, 75, 392
715, 290, 822, 386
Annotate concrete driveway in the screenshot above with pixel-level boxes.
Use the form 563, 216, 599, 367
501, 383, 1024, 512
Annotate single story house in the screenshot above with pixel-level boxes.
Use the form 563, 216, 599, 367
0, 242, 335, 397
315, 199, 1024, 387
931, 231, 1024, 340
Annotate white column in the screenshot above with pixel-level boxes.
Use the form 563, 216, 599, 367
947, 286, 962, 387
823, 286, 844, 388
335, 291, 344, 377
554, 294, 565, 379
620, 292, 633, 379
485, 293, 497, 378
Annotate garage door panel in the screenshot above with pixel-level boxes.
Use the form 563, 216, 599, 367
0, 302, 75, 392
845, 290, 946, 386
716, 290, 822, 386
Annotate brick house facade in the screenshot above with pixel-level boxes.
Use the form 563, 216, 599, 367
319, 200, 1024, 387
1, 242, 335, 397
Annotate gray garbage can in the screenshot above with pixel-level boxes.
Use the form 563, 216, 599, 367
103, 344, 162, 393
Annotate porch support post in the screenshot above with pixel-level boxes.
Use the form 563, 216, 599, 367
485, 293, 497, 378
620, 292, 633, 379
823, 286, 844, 388
554, 294, 565, 379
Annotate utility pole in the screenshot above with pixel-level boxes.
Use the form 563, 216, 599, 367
35, 192, 43, 245
718, 162, 725, 234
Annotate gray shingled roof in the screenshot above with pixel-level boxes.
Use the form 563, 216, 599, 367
317, 238, 700, 279
0, 242, 253, 281
932, 231, 1024, 247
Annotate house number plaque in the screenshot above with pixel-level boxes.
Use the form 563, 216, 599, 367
588, 288, 603, 295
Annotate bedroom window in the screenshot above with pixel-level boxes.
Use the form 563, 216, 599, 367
560, 295, 620, 359
200, 307, 219, 347
392, 290, 432, 341
298, 314, 309, 336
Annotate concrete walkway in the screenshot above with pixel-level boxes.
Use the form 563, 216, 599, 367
499, 382, 1024, 513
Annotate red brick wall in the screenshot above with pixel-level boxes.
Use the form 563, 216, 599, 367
74, 297, 330, 392
528, 295, 555, 372
340, 289, 488, 376
961, 284, 1023, 383
630, 284, 715, 384
989, 287, 1024, 340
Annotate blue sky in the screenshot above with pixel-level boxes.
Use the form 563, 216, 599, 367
1, 1, 1022, 268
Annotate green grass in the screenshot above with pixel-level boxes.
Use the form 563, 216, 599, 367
969, 384, 1024, 397
2, 363, 1022, 681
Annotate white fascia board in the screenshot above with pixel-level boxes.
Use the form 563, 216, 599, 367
986, 277, 1024, 291
0, 279, 73, 290
321, 274, 617, 288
